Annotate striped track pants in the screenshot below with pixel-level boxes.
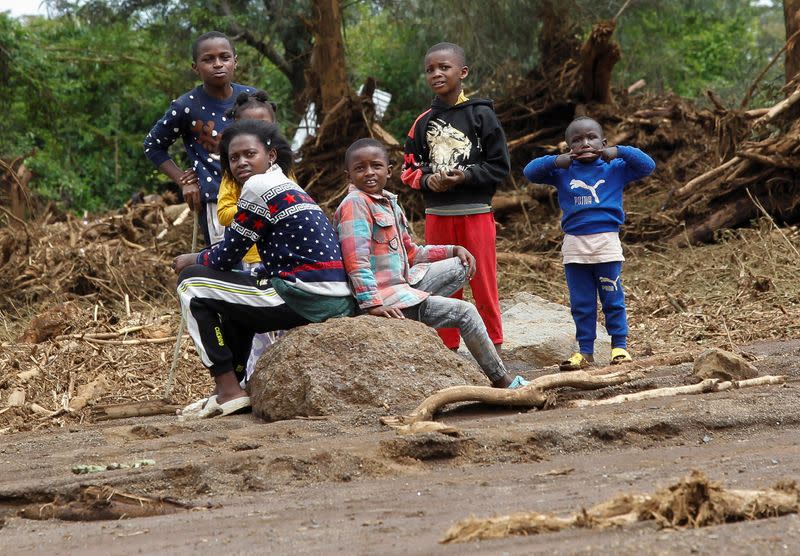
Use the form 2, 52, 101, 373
177, 265, 309, 378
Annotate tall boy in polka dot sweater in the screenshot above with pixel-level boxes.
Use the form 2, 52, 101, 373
144, 31, 254, 246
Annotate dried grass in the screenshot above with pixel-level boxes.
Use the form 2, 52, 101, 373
441, 471, 800, 543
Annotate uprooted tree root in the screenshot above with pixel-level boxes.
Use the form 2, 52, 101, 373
380, 368, 643, 428
380, 352, 695, 428
441, 470, 800, 543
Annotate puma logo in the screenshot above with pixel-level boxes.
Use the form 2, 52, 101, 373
569, 179, 605, 203
599, 275, 621, 292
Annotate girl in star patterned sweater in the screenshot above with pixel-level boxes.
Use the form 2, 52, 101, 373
172, 120, 354, 417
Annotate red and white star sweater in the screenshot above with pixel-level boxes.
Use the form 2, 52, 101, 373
196, 166, 351, 297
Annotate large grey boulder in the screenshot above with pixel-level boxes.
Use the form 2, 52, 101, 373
249, 315, 485, 421
495, 292, 612, 367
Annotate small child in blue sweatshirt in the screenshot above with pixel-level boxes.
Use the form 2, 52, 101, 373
523, 116, 655, 370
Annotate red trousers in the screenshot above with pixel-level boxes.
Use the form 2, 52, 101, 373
424, 212, 503, 348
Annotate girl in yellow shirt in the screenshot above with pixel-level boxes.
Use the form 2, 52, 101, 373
217, 90, 279, 264
217, 90, 285, 384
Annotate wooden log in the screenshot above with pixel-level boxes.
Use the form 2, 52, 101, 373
678, 196, 757, 245
91, 399, 182, 421
674, 156, 741, 199
507, 126, 563, 151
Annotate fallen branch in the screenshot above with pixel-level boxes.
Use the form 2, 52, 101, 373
491, 192, 533, 214
674, 156, 741, 199
741, 28, 800, 109
754, 87, 800, 127
507, 125, 563, 151
381, 369, 640, 427
569, 375, 785, 407
56, 324, 152, 341
584, 351, 696, 376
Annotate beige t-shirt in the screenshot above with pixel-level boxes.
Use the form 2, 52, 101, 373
562, 232, 624, 264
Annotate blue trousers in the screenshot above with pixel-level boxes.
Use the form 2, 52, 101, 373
564, 261, 628, 354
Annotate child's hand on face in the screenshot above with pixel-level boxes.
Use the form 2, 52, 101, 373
453, 246, 476, 279
368, 305, 406, 319
172, 253, 199, 274
179, 169, 200, 211
601, 146, 618, 162
555, 153, 574, 169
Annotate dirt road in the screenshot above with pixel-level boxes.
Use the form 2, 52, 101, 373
1, 340, 799, 555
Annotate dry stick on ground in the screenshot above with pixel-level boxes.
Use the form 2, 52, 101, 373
84, 335, 188, 346
380, 369, 641, 427
92, 399, 182, 421
496, 251, 551, 268
569, 375, 786, 408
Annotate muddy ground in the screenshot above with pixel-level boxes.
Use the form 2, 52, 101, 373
1, 337, 799, 555
2, 204, 800, 554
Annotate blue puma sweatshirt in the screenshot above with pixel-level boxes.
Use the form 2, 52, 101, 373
523, 146, 655, 235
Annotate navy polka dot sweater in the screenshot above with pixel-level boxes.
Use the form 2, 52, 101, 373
196, 166, 351, 297
143, 83, 253, 203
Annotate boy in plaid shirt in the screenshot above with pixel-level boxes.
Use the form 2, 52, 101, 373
334, 139, 527, 389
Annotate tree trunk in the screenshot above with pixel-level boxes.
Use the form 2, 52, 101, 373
578, 20, 621, 104
305, 0, 350, 119
785, 0, 800, 83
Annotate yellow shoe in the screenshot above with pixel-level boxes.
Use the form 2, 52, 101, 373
611, 347, 632, 365
559, 352, 592, 372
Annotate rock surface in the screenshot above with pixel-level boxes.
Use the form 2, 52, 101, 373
249, 315, 486, 421
482, 293, 612, 367
691, 348, 759, 381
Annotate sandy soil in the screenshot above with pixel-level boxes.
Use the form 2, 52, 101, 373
1, 340, 799, 555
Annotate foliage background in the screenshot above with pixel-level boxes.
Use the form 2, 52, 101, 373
0, 0, 787, 212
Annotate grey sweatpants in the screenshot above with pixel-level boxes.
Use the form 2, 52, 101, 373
404, 258, 507, 383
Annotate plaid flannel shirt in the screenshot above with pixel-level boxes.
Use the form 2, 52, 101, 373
334, 185, 453, 309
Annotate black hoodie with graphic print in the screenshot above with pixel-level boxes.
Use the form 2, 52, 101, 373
401, 97, 510, 211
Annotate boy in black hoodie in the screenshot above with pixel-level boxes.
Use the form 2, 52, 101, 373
401, 42, 510, 351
